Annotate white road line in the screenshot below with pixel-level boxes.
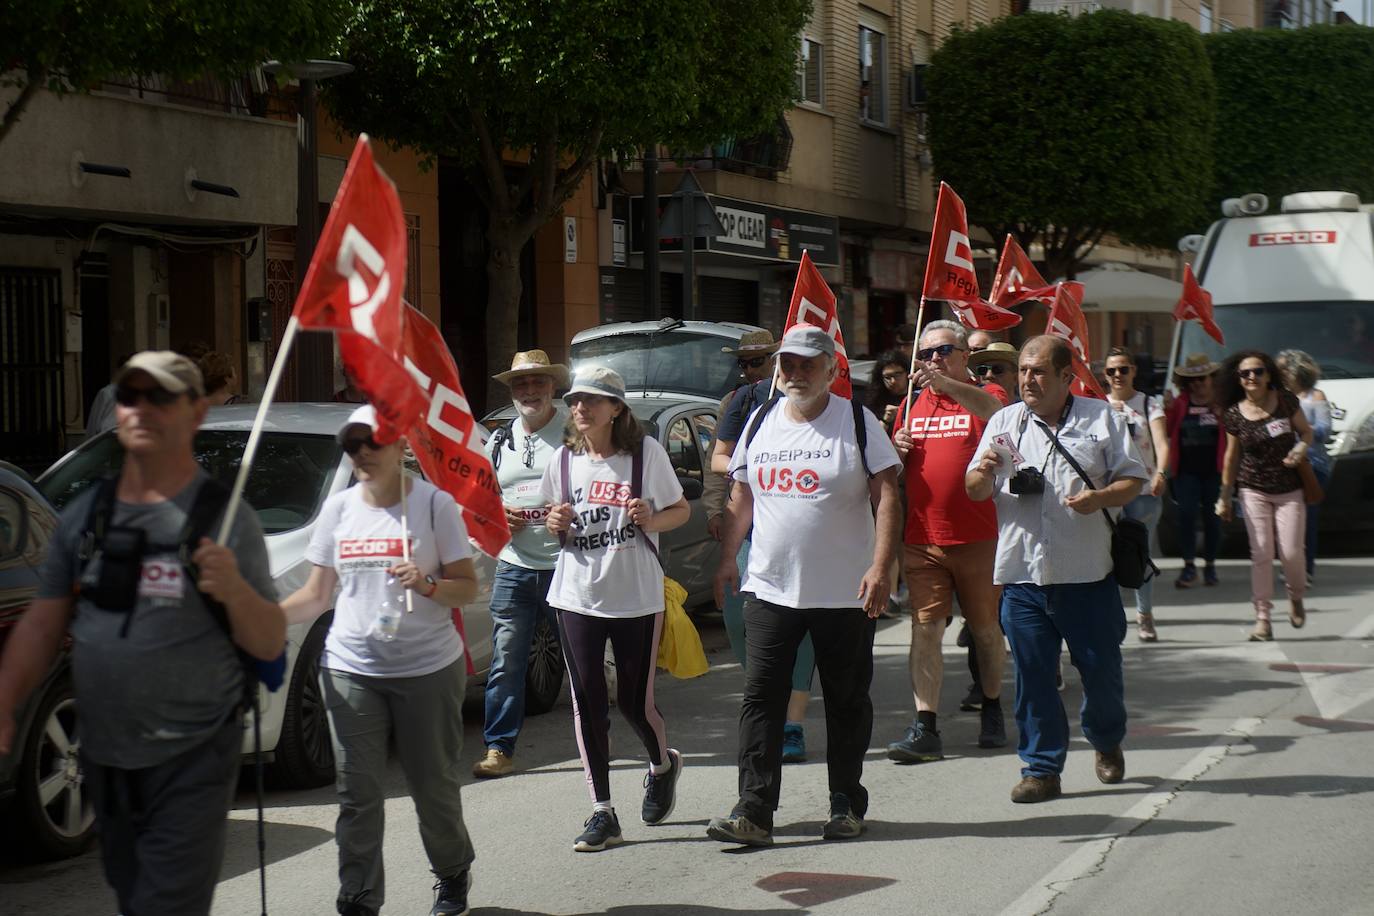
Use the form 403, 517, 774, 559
997, 716, 1263, 916
1342, 611, 1374, 642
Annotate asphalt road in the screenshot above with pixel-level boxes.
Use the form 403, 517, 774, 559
4, 557, 1373, 916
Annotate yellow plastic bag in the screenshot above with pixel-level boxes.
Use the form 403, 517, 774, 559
657, 576, 709, 678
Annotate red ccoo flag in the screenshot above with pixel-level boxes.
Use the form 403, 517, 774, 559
1173, 263, 1225, 346
989, 235, 1057, 310
921, 183, 1021, 330
1046, 282, 1107, 400
783, 250, 852, 397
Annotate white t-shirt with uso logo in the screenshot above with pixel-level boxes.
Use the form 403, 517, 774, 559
306, 478, 472, 678
728, 394, 901, 609
538, 437, 683, 618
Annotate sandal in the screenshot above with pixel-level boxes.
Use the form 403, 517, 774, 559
1248, 620, 1273, 642
1289, 600, 1306, 629
1137, 614, 1158, 642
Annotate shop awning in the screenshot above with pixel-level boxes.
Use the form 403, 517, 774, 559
1074, 263, 1182, 314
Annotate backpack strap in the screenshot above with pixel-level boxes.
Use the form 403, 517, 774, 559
851, 398, 874, 480
742, 393, 783, 461
77, 475, 120, 570
557, 447, 571, 550
630, 443, 665, 572
488, 419, 515, 471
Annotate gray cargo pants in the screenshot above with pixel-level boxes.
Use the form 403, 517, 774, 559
322, 659, 475, 910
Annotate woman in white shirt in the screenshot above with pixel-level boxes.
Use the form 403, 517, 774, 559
281, 406, 479, 916
1104, 348, 1170, 642
541, 366, 691, 853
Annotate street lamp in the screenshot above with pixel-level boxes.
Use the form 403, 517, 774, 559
263, 59, 354, 401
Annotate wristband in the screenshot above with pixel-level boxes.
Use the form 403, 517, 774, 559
422, 575, 438, 598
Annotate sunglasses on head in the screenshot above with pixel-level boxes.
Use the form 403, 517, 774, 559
115, 385, 181, 407
341, 435, 383, 455
1104, 366, 1133, 377
737, 356, 768, 370
916, 343, 963, 362
1238, 367, 1268, 379
975, 363, 1009, 376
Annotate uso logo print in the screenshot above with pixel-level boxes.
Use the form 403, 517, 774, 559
756, 466, 822, 495
588, 480, 632, 507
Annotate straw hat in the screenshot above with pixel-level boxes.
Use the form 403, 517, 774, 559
721, 329, 779, 357
967, 342, 1020, 370
1173, 353, 1219, 378
492, 349, 571, 389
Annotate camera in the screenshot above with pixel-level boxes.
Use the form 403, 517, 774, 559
1009, 467, 1045, 496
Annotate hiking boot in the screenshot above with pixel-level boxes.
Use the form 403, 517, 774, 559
1289, 600, 1306, 629
1248, 620, 1273, 642
959, 682, 986, 712
472, 748, 514, 779
1010, 774, 1062, 804
338, 892, 378, 916
574, 809, 623, 852
821, 792, 864, 840
430, 872, 471, 916
1203, 565, 1219, 586
706, 812, 773, 847
1095, 746, 1125, 784
887, 720, 943, 763
781, 724, 808, 763
641, 748, 682, 825
1137, 613, 1158, 642
978, 701, 1007, 749
1175, 565, 1199, 589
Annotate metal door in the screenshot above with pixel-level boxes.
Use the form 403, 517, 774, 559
0, 269, 65, 473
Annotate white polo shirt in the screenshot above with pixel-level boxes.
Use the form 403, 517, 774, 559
970, 397, 1147, 587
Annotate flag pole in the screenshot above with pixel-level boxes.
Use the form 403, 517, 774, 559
398, 448, 415, 614
903, 295, 928, 413
216, 315, 302, 544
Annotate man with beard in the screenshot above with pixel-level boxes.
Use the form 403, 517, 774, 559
707, 324, 902, 845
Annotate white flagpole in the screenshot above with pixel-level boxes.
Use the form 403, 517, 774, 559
216, 315, 302, 545
902, 295, 929, 412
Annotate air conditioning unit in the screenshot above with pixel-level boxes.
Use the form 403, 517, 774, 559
904, 65, 929, 111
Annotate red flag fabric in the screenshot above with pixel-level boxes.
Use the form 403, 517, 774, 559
398, 303, 512, 560
783, 250, 852, 398
1173, 263, 1225, 345
293, 135, 427, 440
990, 235, 1056, 309
1046, 283, 1107, 400
947, 298, 1024, 332
920, 184, 1021, 330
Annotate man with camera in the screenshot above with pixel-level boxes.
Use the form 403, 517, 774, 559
0, 352, 283, 915
887, 321, 1009, 763
965, 336, 1146, 804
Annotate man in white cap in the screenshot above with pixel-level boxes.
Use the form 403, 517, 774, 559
0, 351, 283, 915
473, 350, 571, 778
708, 324, 902, 846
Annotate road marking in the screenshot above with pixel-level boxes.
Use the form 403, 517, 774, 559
997, 716, 1263, 916
1288, 664, 1374, 721
1342, 612, 1374, 642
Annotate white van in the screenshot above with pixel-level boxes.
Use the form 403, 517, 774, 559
1171, 190, 1374, 540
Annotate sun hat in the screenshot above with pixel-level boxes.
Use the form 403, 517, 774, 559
776, 324, 836, 359
1173, 353, 1219, 379
721, 329, 780, 357
563, 365, 627, 404
115, 351, 205, 397
492, 349, 572, 389
967, 342, 1019, 370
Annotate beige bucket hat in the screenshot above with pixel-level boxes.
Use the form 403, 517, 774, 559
721, 329, 780, 357
967, 342, 1020, 370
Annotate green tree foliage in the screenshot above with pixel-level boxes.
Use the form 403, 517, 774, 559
0, 0, 345, 144
324, 0, 810, 408
926, 10, 1214, 278
1206, 25, 1374, 208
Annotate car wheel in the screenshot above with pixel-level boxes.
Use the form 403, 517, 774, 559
523, 615, 564, 716
17, 673, 95, 859
269, 614, 335, 789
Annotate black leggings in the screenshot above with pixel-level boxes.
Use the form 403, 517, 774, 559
556, 609, 669, 804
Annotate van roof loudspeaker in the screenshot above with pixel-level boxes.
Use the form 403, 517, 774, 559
1221, 193, 1268, 218
1280, 191, 1361, 214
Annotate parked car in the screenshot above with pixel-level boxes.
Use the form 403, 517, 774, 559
569, 318, 765, 402
0, 467, 94, 859
35, 404, 558, 795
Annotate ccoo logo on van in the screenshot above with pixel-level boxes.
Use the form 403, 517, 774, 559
1248, 231, 1337, 247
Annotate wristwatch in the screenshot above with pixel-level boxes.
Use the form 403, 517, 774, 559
422, 575, 438, 598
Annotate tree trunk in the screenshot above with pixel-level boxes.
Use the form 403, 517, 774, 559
484, 217, 528, 413
0, 70, 45, 147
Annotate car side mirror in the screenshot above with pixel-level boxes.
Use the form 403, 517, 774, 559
679, 478, 704, 500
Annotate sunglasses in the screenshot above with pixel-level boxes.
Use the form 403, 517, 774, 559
341, 435, 383, 455
916, 343, 964, 361
115, 385, 181, 407
975, 363, 1009, 376
1237, 367, 1268, 380
566, 393, 609, 407
1104, 366, 1133, 377
737, 356, 768, 370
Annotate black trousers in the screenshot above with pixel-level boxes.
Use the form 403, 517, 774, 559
735, 597, 876, 829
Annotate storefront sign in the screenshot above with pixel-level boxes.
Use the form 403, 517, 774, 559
629, 194, 839, 266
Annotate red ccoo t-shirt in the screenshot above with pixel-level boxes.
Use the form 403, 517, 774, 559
896, 383, 1009, 546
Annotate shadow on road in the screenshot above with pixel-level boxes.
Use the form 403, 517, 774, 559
475, 908, 808, 916
218, 818, 334, 880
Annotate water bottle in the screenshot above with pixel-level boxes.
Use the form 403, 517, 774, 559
370, 575, 403, 642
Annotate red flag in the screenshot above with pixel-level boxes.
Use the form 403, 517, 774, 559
1173, 263, 1225, 346
398, 303, 512, 560
1046, 283, 1107, 400
293, 136, 427, 440
990, 235, 1056, 309
921, 184, 1021, 330
783, 250, 852, 398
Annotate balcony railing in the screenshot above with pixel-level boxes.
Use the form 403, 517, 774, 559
626, 118, 795, 181
1029, 0, 1166, 14
98, 72, 296, 121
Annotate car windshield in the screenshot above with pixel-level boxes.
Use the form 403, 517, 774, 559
39, 431, 340, 535
1178, 300, 1374, 380
571, 331, 742, 399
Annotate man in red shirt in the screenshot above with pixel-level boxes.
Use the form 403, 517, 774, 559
888, 320, 1010, 762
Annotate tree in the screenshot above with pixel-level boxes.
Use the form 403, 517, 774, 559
926, 10, 1214, 279
0, 1, 345, 145
1206, 25, 1374, 209
324, 0, 811, 409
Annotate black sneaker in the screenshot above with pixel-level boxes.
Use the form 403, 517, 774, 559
430, 872, 471, 916
959, 682, 985, 712
978, 701, 1007, 748
642, 748, 682, 825
337, 891, 378, 916
822, 792, 865, 840
887, 720, 943, 763
574, 809, 624, 852
706, 812, 773, 846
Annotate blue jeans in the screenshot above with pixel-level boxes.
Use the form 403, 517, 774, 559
1001, 578, 1127, 778
1172, 472, 1221, 566
1122, 494, 1160, 616
482, 561, 557, 755
1306, 464, 1330, 575
722, 541, 816, 693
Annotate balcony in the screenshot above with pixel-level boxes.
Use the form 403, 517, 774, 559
627, 118, 795, 181
1029, 0, 1167, 15
98, 72, 296, 121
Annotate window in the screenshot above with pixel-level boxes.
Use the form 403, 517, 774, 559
858, 19, 887, 125
665, 417, 703, 484
796, 37, 823, 105
1199, 1, 1213, 32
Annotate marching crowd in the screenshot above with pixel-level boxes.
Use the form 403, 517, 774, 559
0, 318, 1334, 916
